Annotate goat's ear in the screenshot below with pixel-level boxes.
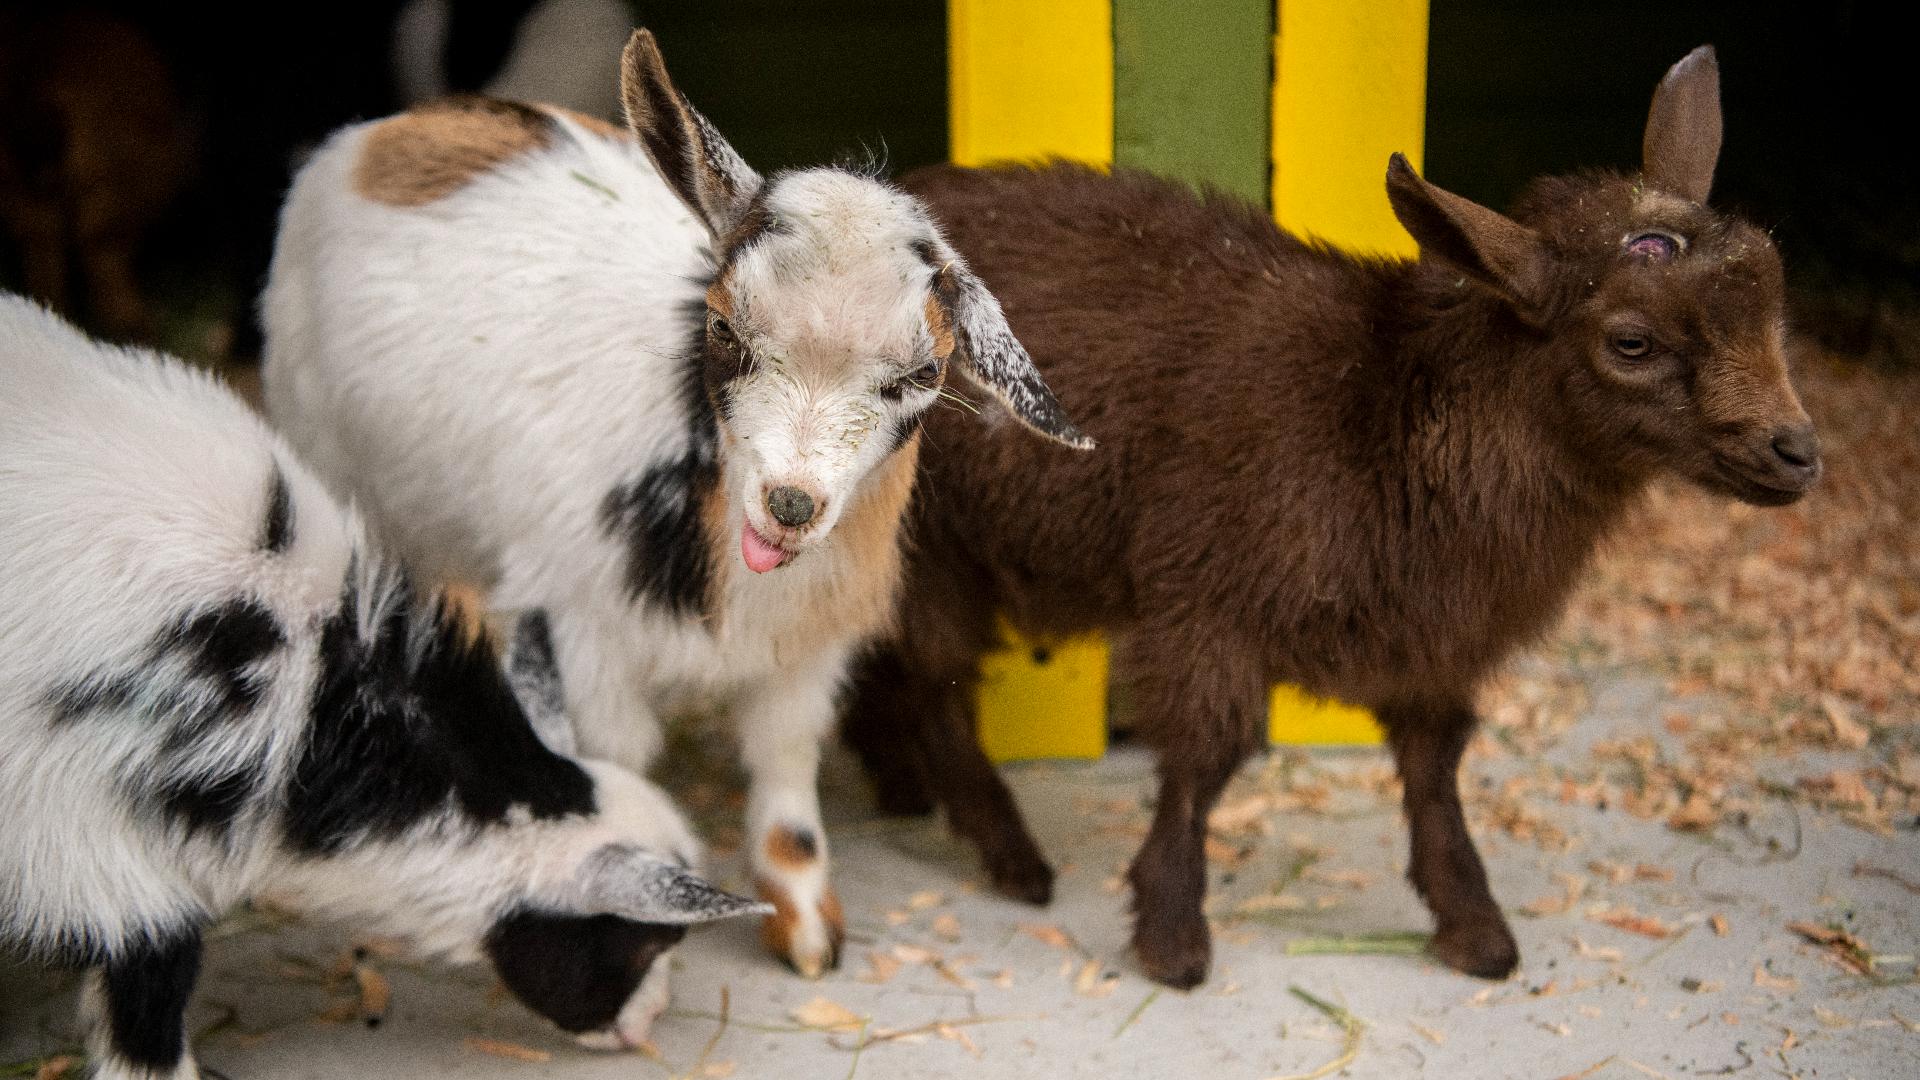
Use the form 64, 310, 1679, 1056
1385, 153, 1551, 312
504, 610, 577, 758
1642, 45, 1721, 204
619, 29, 763, 238
570, 845, 771, 925
928, 251, 1094, 450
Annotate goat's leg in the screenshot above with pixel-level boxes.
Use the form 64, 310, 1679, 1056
736, 653, 847, 978
83, 926, 204, 1080
549, 608, 662, 775
1378, 700, 1518, 979
914, 672, 1054, 904
1126, 648, 1264, 989
840, 647, 938, 817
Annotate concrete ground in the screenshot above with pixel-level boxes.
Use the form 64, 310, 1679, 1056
5, 656, 1916, 1080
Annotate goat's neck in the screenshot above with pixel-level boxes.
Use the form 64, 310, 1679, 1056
1384, 276, 1640, 603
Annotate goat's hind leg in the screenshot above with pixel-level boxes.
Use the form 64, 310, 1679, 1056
840, 646, 938, 817
1379, 700, 1519, 979
83, 926, 205, 1080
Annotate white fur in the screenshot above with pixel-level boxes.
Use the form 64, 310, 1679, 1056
263, 102, 957, 974
0, 296, 732, 1072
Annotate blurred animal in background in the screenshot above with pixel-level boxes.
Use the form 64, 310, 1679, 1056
263, 29, 1087, 979
0, 294, 766, 1077
842, 46, 1821, 989
394, 0, 631, 120
0, 7, 191, 342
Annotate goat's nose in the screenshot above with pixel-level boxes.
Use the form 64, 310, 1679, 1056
767, 486, 817, 528
1770, 424, 1821, 472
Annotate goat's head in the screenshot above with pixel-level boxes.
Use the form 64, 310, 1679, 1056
486, 762, 766, 1050
619, 30, 1091, 573
1386, 45, 1818, 507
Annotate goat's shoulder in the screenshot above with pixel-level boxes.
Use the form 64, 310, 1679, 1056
354, 95, 562, 207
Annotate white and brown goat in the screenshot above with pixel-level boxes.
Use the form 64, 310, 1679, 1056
262, 29, 1088, 976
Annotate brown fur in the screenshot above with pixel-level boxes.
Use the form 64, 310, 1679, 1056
842, 47, 1818, 989
755, 878, 844, 975
537, 105, 629, 143
763, 825, 819, 871
925, 296, 957, 359
354, 97, 555, 208
0, 9, 190, 341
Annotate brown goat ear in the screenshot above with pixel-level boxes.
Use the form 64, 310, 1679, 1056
1642, 45, 1721, 204
1385, 153, 1551, 312
620, 29, 763, 238
930, 254, 1094, 450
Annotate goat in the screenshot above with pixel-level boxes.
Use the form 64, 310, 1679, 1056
261, 28, 1087, 978
840, 46, 1820, 989
0, 295, 767, 1079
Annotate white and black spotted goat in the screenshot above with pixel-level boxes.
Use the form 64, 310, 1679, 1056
262, 29, 1089, 976
0, 295, 766, 1080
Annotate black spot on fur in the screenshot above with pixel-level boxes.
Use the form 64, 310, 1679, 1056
506, 609, 565, 717
154, 767, 258, 837
285, 571, 596, 854
910, 236, 941, 270
786, 827, 819, 860
884, 412, 925, 458
163, 600, 284, 723
602, 301, 721, 618
261, 464, 294, 553
100, 925, 202, 1072
45, 672, 142, 725
484, 909, 685, 1033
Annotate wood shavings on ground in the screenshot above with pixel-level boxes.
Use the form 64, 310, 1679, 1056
1786, 921, 1876, 976
1590, 905, 1675, 939
1268, 986, 1364, 1080
463, 1038, 550, 1063
790, 996, 866, 1033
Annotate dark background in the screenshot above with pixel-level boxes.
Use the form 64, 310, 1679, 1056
0, 1, 1910, 365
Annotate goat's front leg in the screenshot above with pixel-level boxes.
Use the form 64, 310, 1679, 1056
1377, 699, 1519, 979
1124, 638, 1265, 989
736, 656, 846, 978
82, 927, 204, 1080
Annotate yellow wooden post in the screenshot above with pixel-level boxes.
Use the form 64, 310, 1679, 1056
1272, 0, 1430, 257
950, 0, 1115, 762
949, 0, 1113, 167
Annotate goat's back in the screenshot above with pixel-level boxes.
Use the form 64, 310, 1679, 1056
901, 164, 1403, 643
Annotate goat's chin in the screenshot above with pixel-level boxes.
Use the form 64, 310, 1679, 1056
1697, 460, 1813, 508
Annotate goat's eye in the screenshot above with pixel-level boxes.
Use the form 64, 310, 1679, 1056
1625, 232, 1679, 261
883, 362, 941, 400
1610, 331, 1653, 358
708, 315, 736, 346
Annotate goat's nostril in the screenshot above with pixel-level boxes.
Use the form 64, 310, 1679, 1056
1770, 426, 1820, 470
767, 486, 816, 528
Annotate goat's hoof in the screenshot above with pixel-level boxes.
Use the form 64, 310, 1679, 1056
757, 880, 844, 979
1133, 919, 1213, 990
987, 852, 1055, 906
1429, 920, 1519, 979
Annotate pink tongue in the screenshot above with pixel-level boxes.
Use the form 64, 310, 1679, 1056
741, 525, 787, 574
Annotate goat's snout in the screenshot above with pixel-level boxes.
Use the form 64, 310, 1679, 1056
767, 485, 818, 528
1769, 424, 1821, 474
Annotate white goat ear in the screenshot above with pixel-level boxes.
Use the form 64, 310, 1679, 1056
620, 29, 763, 238
572, 845, 771, 925
504, 610, 577, 758
930, 253, 1094, 450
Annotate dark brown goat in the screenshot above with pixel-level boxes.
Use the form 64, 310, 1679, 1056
841, 47, 1819, 989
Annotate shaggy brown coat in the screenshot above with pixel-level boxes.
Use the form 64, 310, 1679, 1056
841, 47, 1820, 989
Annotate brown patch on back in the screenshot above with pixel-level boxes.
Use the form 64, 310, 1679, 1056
925, 296, 956, 359
536, 104, 630, 143
354, 97, 555, 207
763, 825, 819, 871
